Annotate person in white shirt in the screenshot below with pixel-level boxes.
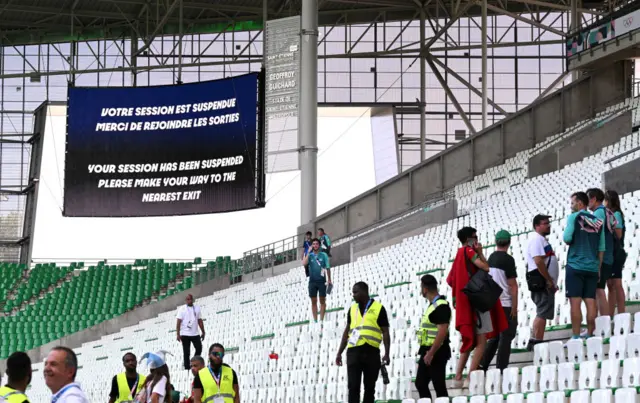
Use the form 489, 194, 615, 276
44, 346, 89, 403
176, 294, 205, 370
135, 351, 173, 403
525, 214, 559, 351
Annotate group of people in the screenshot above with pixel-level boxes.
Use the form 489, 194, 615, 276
2, 347, 90, 403
2, 189, 628, 403
316, 189, 627, 403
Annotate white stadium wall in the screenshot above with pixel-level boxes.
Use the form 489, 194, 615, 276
31, 105, 376, 261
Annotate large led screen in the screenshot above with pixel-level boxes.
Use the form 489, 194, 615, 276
64, 73, 263, 217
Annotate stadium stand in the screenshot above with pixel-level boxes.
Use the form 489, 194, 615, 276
0, 99, 640, 403
1, 96, 640, 402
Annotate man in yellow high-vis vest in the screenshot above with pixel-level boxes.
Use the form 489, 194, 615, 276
108, 352, 146, 403
415, 274, 451, 399
0, 352, 31, 403
193, 343, 239, 403
335, 282, 391, 403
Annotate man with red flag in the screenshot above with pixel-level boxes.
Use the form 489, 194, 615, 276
447, 226, 508, 387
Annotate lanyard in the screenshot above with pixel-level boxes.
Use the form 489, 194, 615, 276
51, 384, 78, 403
129, 375, 139, 397
356, 299, 373, 327
209, 367, 222, 395
430, 295, 442, 306
187, 305, 197, 322
309, 252, 323, 267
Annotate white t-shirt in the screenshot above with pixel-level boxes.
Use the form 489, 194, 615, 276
526, 232, 559, 283
135, 375, 167, 403
177, 305, 202, 336
50, 383, 90, 403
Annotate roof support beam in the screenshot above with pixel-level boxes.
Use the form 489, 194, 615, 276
430, 55, 508, 116
486, 3, 566, 37
134, 0, 180, 56
426, 54, 477, 135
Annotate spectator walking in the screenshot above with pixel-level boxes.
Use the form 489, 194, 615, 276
335, 282, 391, 403
587, 188, 616, 316
564, 192, 605, 339
318, 228, 332, 257
525, 215, 559, 351
192, 343, 240, 403
302, 231, 312, 277
136, 350, 173, 403
108, 352, 146, 403
44, 346, 89, 403
447, 227, 508, 387
176, 294, 205, 370
481, 230, 518, 371
415, 275, 451, 399
0, 351, 31, 403
605, 190, 627, 314
302, 238, 332, 322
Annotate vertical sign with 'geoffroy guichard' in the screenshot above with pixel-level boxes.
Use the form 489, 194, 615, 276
264, 16, 301, 173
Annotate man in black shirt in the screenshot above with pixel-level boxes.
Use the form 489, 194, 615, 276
1, 351, 31, 403
415, 274, 451, 399
480, 230, 519, 371
108, 352, 145, 403
335, 282, 391, 403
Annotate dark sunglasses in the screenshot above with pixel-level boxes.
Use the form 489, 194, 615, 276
210, 351, 224, 358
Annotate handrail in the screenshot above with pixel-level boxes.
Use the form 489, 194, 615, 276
333, 188, 455, 246
604, 144, 640, 165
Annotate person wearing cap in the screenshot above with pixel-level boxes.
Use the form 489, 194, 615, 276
480, 230, 519, 371
108, 352, 146, 403
1, 351, 31, 403
525, 214, 559, 350
135, 350, 173, 403
415, 274, 451, 399
192, 343, 239, 403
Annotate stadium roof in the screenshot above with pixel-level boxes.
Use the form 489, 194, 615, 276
0, 0, 609, 46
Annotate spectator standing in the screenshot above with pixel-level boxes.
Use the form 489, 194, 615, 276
564, 192, 605, 339
192, 343, 240, 403
481, 230, 518, 371
176, 294, 205, 370
318, 228, 332, 257
525, 215, 559, 350
446, 227, 508, 387
180, 356, 205, 403
415, 275, 451, 400
302, 238, 332, 322
302, 231, 312, 277
108, 352, 146, 403
587, 188, 616, 316
0, 351, 31, 403
335, 282, 391, 403
605, 190, 627, 314
44, 346, 89, 403
136, 350, 173, 403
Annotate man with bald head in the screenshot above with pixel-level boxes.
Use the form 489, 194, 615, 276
44, 346, 89, 403
176, 294, 205, 370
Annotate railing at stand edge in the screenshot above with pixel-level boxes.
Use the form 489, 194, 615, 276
237, 233, 302, 278
233, 188, 456, 280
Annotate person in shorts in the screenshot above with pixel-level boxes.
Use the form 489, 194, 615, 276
525, 214, 559, 351
605, 190, 627, 314
587, 188, 615, 316
564, 192, 605, 339
303, 238, 332, 322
